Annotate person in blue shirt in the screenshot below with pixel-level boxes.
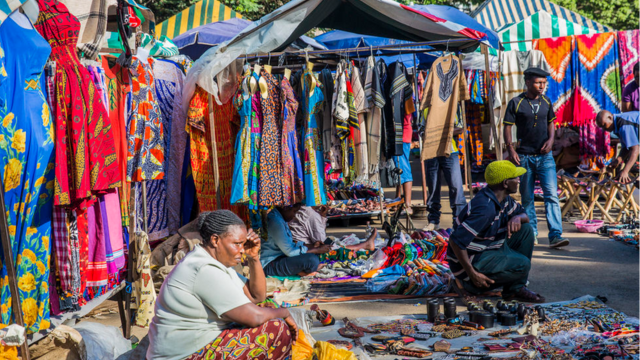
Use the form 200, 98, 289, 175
261, 204, 332, 277
596, 110, 639, 184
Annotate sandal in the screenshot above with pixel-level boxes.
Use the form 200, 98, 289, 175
503, 287, 546, 303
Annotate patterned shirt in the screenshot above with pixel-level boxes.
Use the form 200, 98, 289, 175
447, 186, 525, 281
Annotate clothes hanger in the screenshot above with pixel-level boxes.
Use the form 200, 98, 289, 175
250, 54, 261, 95
264, 52, 272, 74
257, 55, 268, 99
306, 50, 316, 96
442, 40, 451, 62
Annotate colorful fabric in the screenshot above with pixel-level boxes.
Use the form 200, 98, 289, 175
465, 103, 484, 166
259, 71, 284, 207
280, 77, 304, 206
248, 83, 263, 210
139, 33, 179, 58
0, 16, 55, 333
101, 55, 131, 226
133, 231, 156, 328
574, 33, 621, 126
302, 68, 328, 206
185, 319, 293, 360
101, 191, 125, 275
231, 75, 252, 205
52, 208, 71, 292
618, 30, 639, 88
534, 36, 576, 126
35, 0, 120, 206
127, 57, 165, 182
155, 59, 187, 235
86, 200, 108, 287
320, 248, 371, 262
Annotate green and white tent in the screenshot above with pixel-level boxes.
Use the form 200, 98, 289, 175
499, 10, 599, 51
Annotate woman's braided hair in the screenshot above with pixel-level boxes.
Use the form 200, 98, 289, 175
197, 210, 245, 244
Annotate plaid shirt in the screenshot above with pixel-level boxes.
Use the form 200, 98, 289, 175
447, 187, 525, 281
53, 207, 72, 292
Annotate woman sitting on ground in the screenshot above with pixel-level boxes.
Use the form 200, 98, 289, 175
147, 210, 297, 360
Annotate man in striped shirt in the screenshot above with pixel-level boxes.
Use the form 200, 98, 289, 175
447, 161, 545, 303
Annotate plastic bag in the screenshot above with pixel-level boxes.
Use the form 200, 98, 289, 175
73, 322, 131, 360
312, 341, 357, 360
359, 249, 388, 274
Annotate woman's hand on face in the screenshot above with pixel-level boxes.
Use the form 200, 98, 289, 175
244, 229, 261, 260
283, 316, 298, 345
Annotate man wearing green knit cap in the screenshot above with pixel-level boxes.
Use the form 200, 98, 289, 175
447, 161, 545, 303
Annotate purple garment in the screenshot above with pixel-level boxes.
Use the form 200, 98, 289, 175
87, 202, 108, 287
622, 80, 639, 111
99, 194, 116, 275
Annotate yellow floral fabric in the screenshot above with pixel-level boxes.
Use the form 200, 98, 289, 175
0, 32, 55, 334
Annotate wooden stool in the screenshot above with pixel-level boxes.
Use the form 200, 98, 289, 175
559, 174, 590, 218
582, 177, 615, 222
615, 180, 639, 221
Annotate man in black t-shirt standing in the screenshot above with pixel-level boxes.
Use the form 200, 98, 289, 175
503, 67, 569, 249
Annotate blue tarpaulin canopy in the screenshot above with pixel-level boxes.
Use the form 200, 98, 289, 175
174, 18, 327, 60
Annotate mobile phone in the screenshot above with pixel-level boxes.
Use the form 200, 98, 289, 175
323, 239, 334, 245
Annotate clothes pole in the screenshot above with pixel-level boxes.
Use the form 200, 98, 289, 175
481, 44, 502, 160
412, 53, 428, 205
458, 56, 474, 199
0, 174, 31, 359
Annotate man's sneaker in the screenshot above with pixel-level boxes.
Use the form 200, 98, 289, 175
534, 235, 538, 245
424, 222, 440, 231
549, 237, 570, 248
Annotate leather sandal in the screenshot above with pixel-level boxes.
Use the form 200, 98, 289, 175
503, 287, 546, 303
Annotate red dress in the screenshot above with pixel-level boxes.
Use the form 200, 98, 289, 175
35, 0, 120, 206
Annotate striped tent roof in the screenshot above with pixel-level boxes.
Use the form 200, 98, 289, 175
156, 0, 242, 39
500, 10, 599, 51
471, 0, 612, 33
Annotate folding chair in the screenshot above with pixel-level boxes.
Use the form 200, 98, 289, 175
615, 179, 639, 222
559, 173, 590, 219
582, 177, 615, 222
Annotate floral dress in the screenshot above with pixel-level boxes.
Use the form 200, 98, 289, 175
280, 77, 304, 206
258, 71, 284, 207
0, 13, 55, 333
302, 69, 327, 206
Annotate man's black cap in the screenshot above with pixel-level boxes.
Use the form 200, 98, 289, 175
524, 67, 550, 78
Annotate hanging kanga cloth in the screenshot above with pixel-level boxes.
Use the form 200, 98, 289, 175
534, 37, 577, 127
332, 62, 349, 173
366, 58, 386, 177
320, 69, 334, 155
302, 67, 328, 206
386, 61, 414, 157
420, 55, 469, 160
87, 65, 109, 112
465, 103, 485, 166
618, 30, 639, 88
75, 203, 90, 306
258, 71, 285, 207
280, 77, 305, 206
101, 55, 131, 226
0, 12, 56, 334
345, 75, 359, 183
100, 191, 125, 275
351, 65, 369, 181
573, 33, 621, 126
127, 56, 165, 182
231, 72, 253, 205
132, 231, 156, 328
35, 0, 120, 206
86, 199, 108, 287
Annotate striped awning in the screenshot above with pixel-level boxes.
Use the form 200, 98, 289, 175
156, 0, 242, 39
0, 0, 28, 23
471, 0, 612, 33
500, 10, 599, 51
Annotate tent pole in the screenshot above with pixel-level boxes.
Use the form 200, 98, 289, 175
412, 53, 428, 206
481, 44, 502, 161
0, 174, 31, 360
458, 55, 474, 200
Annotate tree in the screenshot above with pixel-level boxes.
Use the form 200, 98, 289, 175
138, 0, 199, 23
553, 0, 639, 30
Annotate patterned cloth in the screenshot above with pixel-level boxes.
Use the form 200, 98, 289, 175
127, 57, 165, 182
231, 75, 252, 205
133, 231, 155, 328
258, 71, 284, 207
618, 30, 639, 88
101, 55, 131, 226
139, 33, 179, 58
35, 0, 120, 206
155, 59, 187, 235
60, 0, 113, 60
0, 15, 56, 333
302, 68, 328, 207
534, 37, 576, 127
185, 319, 293, 360
248, 80, 263, 210
574, 33, 621, 126
280, 77, 304, 206
465, 103, 484, 166
86, 199, 108, 287
52, 208, 71, 292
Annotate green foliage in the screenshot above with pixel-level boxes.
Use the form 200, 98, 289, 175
553, 0, 639, 30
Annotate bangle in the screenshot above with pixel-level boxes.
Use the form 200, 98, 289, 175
506, 143, 514, 148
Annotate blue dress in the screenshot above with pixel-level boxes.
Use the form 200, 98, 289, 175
0, 13, 55, 333
302, 69, 327, 206
230, 76, 252, 205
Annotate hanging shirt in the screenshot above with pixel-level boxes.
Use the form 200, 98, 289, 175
613, 111, 640, 150
503, 93, 556, 155
420, 55, 469, 160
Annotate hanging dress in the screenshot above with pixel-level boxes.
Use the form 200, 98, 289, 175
231, 75, 252, 205
0, 13, 56, 333
34, 0, 120, 206
248, 80, 263, 210
280, 77, 304, 205
127, 57, 164, 182
302, 68, 327, 206
258, 71, 284, 207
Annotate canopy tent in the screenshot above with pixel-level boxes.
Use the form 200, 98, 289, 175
174, 18, 326, 60
156, 0, 242, 39
499, 10, 599, 52
471, 0, 612, 33
184, 0, 498, 106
